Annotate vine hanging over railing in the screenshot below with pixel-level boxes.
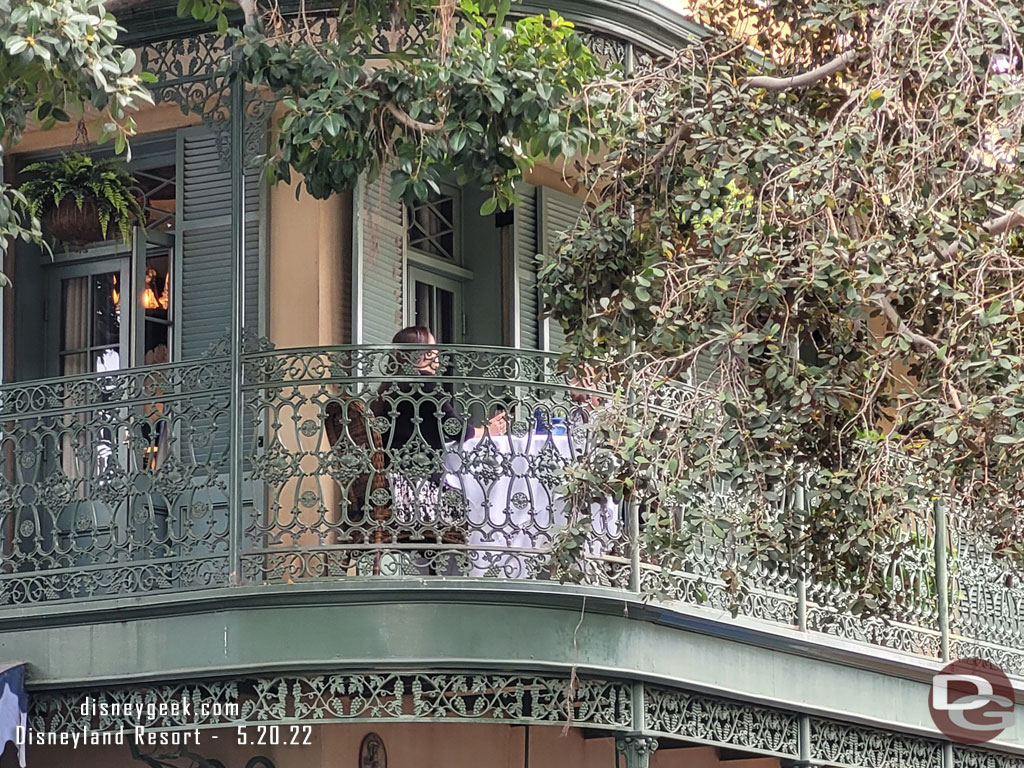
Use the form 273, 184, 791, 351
538, 0, 1024, 618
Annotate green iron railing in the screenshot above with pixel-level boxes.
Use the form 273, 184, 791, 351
0, 344, 1020, 677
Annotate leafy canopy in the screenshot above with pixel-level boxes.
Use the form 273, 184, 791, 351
228, 1, 613, 211
9, 0, 1023, 613
540, 0, 1024, 612
0, 0, 152, 282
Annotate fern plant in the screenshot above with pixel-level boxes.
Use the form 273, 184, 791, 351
19, 153, 145, 244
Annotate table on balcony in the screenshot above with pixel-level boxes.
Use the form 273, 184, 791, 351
441, 432, 620, 579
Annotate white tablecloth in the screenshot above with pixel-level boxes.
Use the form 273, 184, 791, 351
442, 433, 620, 577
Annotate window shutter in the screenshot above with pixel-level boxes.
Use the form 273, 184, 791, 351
537, 185, 584, 354
352, 169, 405, 345
692, 349, 721, 387
513, 182, 540, 350
177, 126, 261, 360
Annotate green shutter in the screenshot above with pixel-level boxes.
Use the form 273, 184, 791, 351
176, 126, 261, 360
692, 349, 721, 387
513, 182, 540, 350
352, 169, 405, 345
537, 185, 584, 354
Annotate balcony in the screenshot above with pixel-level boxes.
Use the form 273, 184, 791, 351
0, 344, 1020, 679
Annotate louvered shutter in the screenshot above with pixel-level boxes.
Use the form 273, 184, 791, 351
692, 349, 721, 387
352, 169, 405, 345
513, 182, 540, 350
177, 126, 261, 360
538, 186, 584, 354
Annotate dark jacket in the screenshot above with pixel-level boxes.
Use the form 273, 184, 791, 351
371, 375, 479, 454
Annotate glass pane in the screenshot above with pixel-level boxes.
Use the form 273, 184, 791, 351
136, 165, 177, 231
435, 196, 455, 228
143, 250, 172, 365
143, 253, 171, 320
407, 190, 457, 261
435, 197, 455, 258
144, 321, 170, 365
415, 280, 433, 331
92, 272, 121, 348
94, 347, 121, 372
438, 287, 455, 344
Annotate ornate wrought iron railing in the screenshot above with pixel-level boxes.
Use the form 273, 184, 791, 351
237, 345, 628, 585
0, 344, 1021, 677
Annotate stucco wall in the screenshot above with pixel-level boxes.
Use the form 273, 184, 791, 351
268, 177, 351, 348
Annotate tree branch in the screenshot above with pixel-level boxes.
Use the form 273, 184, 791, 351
354, 68, 445, 134
102, 0, 146, 13
747, 50, 859, 91
871, 294, 964, 411
650, 124, 689, 173
872, 294, 941, 355
982, 205, 1024, 236
385, 101, 445, 133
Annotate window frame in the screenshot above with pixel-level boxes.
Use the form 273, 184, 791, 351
29, 135, 179, 376
405, 181, 464, 270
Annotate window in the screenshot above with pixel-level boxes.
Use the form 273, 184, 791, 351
404, 183, 470, 344
55, 261, 128, 376
408, 266, 462, 344
39, 152, 177, 376
406, 186, 460, 263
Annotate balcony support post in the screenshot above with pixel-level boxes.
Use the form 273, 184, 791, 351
227, 78, 246, 586
613, 680, 656, 768
935, 501, 954, 768
615, 735, 658, 768
628, 495, 642, 594
794, 482, 808, 632
797, 712, 814, 768
934, 497, 950, 663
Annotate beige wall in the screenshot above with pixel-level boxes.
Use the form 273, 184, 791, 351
10, 102, 202, 157
524, 164, 589, 202
268, 179, 351, 349
2, 722, 780, 768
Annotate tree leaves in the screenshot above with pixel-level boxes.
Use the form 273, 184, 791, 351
228, 8, 614, 208
537, 0, 1024, 615
0, 0, 152, 280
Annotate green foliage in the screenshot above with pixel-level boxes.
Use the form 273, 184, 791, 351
19, 153, 145, 243
0, 0, 153, 276
0, 0, 152, 149
538, 0, 1024, 614
176, 0, 238, 35
229, 3, 615, 208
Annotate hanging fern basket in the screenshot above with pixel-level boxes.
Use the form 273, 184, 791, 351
19, 153, 146, 248
42, 198, 111, 246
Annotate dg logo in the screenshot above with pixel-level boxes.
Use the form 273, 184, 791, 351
930, 658, 1016, 745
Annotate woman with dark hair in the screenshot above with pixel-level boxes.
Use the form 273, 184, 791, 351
372, 325, 506, 453
370, 326, 506, 574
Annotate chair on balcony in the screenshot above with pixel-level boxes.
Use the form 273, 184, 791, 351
324, 398, 392, 574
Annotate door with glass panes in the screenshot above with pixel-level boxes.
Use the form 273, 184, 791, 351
48, 230, 174, 376
45, 228, 175, 557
